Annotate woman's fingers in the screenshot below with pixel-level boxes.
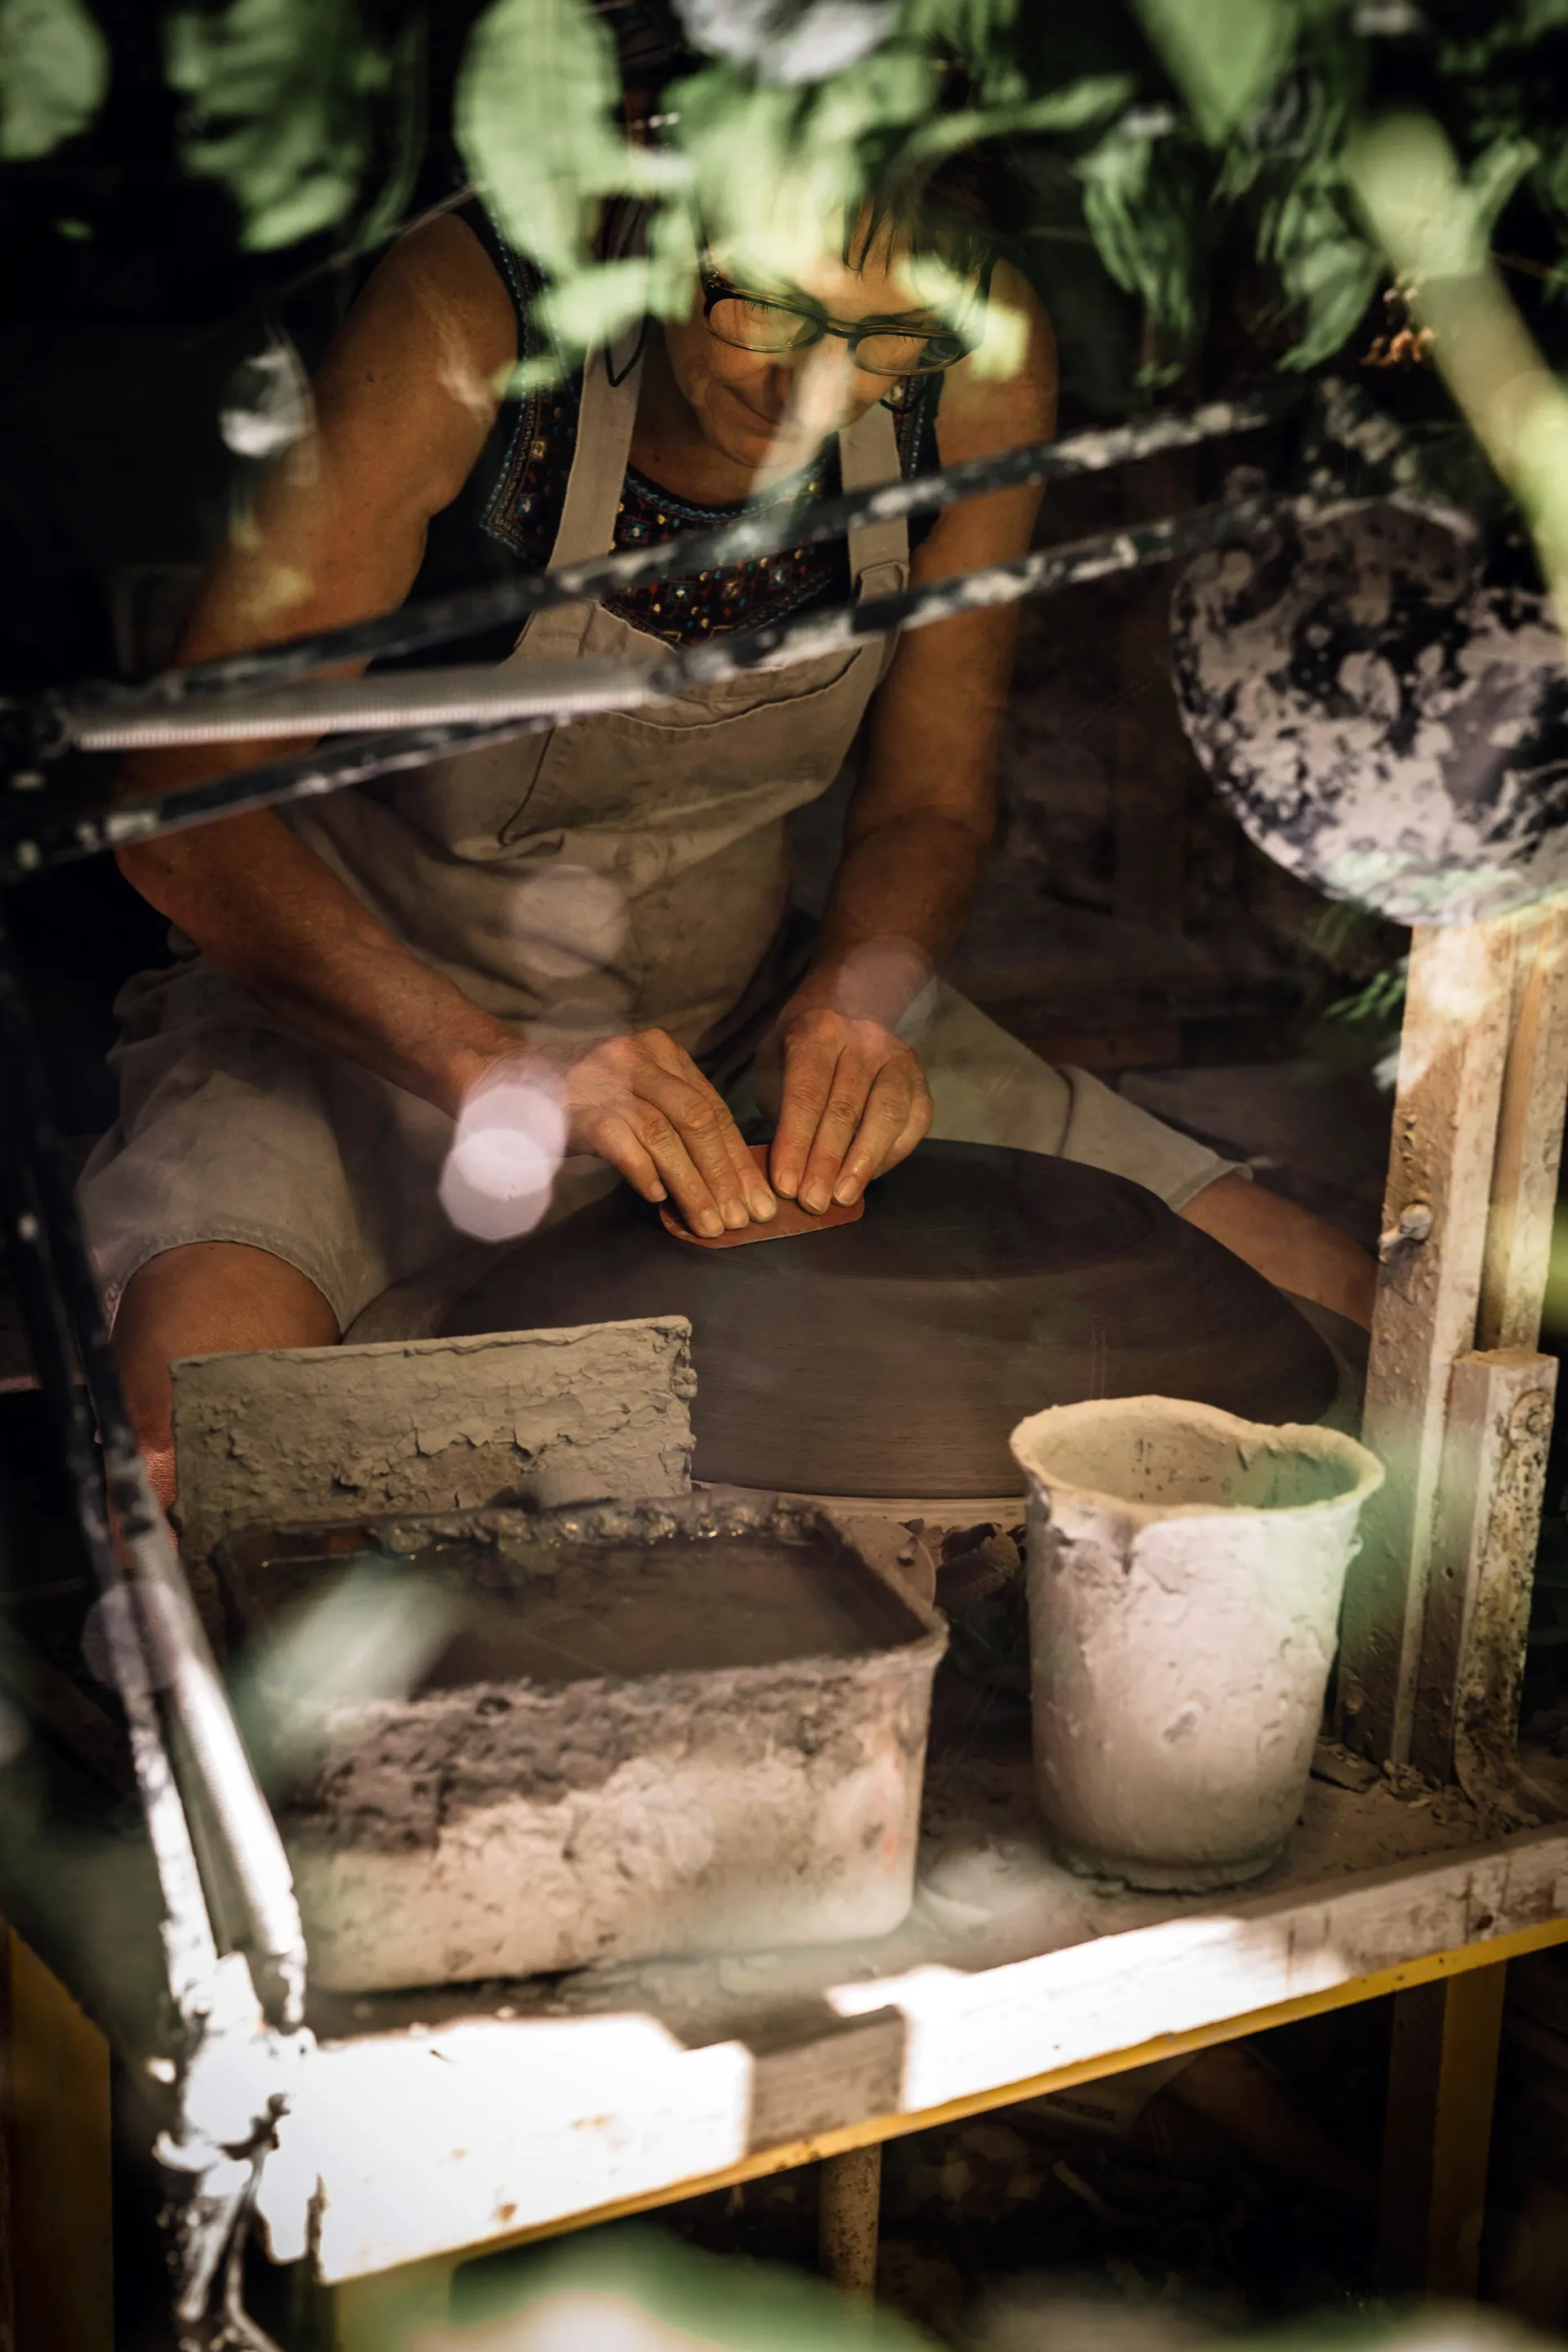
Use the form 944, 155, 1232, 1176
639, 1032, 773, 1218
568, 1031, 774, 1233
772, 1013, 930, 1211
795, 1044, 885, 1212
830, 1059, 932, 1204
768, 1012, 848, 1202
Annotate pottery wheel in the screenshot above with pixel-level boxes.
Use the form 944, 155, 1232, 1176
441, 1142, 1339, 1499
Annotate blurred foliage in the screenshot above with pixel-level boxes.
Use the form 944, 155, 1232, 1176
450, 2222, 933, 2350
163, 0, 398, 252
0, 0, 108, 162
457, 0, 693, 372
11, 0, 1568, 410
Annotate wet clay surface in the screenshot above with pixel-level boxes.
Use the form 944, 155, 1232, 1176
216, 1498, 943, 1863
442, 1143, 1339, 1497
229, 1522, 911, 1691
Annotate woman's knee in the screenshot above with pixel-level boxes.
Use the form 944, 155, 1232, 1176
114, 1242, 339, 1501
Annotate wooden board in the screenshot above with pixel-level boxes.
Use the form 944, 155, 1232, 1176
1477, 909, 1568, 1352
1414, 1347, 1558, 1790
1348, 906, 1568, 1776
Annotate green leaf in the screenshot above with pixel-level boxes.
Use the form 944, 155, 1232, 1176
1262, 174, 1381, 369
669, 48, 938, 283
458, 0, 684, 281
0, 0, 109, 162
1135, 0, 1295, 146
1076, 110, 1205, 364
457, 0, 687, 370
900, 74, 1136, 170
164, 0, 389, 252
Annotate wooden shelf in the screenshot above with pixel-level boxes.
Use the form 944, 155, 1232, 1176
262, 1738, 1568, 2290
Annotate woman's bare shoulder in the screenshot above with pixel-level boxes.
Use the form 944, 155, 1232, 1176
308, 209, 519, 509
375, 211, 519, 373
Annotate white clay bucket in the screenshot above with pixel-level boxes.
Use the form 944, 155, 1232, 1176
1009, 1397, 1384, 1891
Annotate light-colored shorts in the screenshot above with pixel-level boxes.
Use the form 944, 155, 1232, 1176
78, 959, 1235, 1334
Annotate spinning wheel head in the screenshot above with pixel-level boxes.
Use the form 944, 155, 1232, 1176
444, 1143, 1339, 1499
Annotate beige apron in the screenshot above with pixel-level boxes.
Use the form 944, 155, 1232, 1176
283, 351, 911, 1056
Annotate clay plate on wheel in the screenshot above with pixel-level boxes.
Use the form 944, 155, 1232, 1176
443, 1140, 1339, 1499
659, 1142, 865, 1247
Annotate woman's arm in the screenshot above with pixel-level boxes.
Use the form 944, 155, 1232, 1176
116, 214, 524, 1115
114, 220, 777, 1235
761, 263, 1057, 1211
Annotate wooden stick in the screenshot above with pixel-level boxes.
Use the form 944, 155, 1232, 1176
1339, 922, 1516, 1762
1412, 1347, 1557, 1789
818, 2145, 882, 2299
1378, 1962, 1508, 2295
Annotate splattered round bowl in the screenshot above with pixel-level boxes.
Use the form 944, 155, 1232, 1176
1172, 499, 1568, 927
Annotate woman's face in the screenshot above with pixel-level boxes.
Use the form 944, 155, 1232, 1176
661, 225, 976, 485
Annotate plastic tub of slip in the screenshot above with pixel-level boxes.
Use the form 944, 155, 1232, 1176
215, 1491, 947, 1990
1009, 1398, 1383, 1891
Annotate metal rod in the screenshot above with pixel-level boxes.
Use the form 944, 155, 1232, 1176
12, 492, 1277, 867
0, 967, 223, 2016
72, 657, 665, 751
0, 911, 308, 2026
43, 389, 1288, 731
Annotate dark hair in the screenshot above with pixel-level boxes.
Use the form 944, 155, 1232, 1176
845, 139, 1022, 281
844, 60, 1026, 282
597, 7, 1022, 284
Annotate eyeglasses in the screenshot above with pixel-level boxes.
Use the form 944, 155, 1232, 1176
700, 266, 981, 378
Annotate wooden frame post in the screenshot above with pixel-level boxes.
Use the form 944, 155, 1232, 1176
1339, 921, 1517, 1763
1, 1925, 113, 2352
818, 2145, 882, 2297
1379, 1961, 1508, 2295
1341, 909, 1568, 1775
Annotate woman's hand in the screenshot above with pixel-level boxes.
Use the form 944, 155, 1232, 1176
755, 1007, 931, 1211
558, 1028, 777, 1236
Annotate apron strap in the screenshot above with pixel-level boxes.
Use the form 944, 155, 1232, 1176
547, 349, 644, 572
538, 343, 909, 642
839, 399, 911, 595
518, 349, 644, 665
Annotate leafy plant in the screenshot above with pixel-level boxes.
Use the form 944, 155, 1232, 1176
0, 0, 108, 161
163, 0, 396, 252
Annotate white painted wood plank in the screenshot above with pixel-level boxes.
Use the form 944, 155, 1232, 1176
831, 1833, 1562, 2114
1341, 922, 1515, 1763
256, 1826, 1568, 2282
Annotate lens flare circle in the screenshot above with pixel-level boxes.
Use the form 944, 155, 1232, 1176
439, 1076, 568, 1242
